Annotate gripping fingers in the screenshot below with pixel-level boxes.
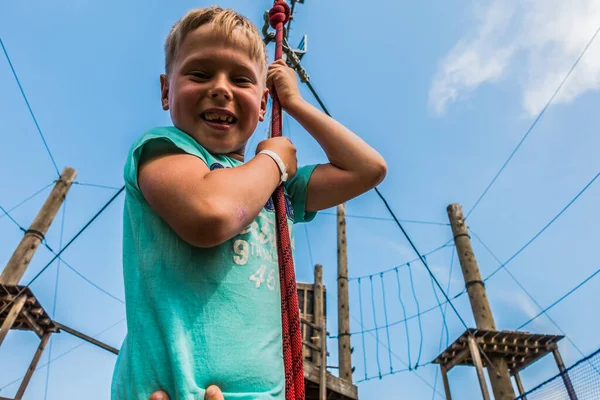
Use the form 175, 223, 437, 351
149, 391, 170, 400
204, 385, 224, 400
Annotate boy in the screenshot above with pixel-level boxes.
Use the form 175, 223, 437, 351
112, 5, 386, 400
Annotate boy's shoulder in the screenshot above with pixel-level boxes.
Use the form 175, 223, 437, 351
124, 126, 241, 189
127, 126, 194, 154
126, 125, 220, 162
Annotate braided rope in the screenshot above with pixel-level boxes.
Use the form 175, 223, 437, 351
268, 2, 304, 399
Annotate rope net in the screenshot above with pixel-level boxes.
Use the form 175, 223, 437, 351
516, 348, 600, 400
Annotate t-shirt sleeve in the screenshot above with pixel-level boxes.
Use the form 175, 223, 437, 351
285, 164, 318, 224
124, 128, 212, 193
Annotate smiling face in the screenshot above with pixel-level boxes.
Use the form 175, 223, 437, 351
160, 23, 268, 160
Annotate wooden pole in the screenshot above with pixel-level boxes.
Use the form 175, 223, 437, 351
552, 346, 578, 400
313, 264, 324, 367
319, 321, 327, 400
0, 167, 76, 285
14, 332, 51, 400
0, 295, 27, 346
513, 372, 527, 400
440, 365, 453, 400
337, 203, 352, 383
54, 321, 119, 355
447, 203, 515, 400
468, 336, 491, 400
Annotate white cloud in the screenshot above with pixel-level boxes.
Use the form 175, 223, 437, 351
429, 0, 600, 116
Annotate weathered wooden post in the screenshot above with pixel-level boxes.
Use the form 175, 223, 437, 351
447, 203, 515, 400
552, 345, 578, 400
513, 372, 527, 400
337, 203, 352, 383
1, 167, 76, 285
313, 264, 324, 367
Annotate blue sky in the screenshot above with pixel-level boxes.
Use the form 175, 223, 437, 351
1, 0, 600, 399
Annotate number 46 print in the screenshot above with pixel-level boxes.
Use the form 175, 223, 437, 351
250, 265, 278, 291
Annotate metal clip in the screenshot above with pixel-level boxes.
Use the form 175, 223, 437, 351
283, 38, 310, 82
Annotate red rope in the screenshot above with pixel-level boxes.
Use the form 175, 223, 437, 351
268, 2, 304, 399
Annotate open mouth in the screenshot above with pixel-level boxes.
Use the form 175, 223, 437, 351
201, 112, 237, 125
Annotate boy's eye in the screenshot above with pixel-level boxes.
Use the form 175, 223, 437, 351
190, 72, 210, 80
233, 76, 253, 85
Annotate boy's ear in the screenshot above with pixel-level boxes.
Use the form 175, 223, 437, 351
160, 74, 170, 111
259, 88, 269, 121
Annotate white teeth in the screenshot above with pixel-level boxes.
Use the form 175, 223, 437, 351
204, 113, 234, 123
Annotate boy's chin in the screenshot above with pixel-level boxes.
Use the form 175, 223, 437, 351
198, 138, 246, 158
181, 126, 249, 158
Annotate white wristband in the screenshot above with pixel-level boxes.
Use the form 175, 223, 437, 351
258, 150, 288, 183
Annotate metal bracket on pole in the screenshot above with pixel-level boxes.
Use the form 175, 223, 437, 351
283, 38, 310, 83
261, 5, 310, 83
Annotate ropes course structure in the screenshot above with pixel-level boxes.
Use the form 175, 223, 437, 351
2, 1, 600, 399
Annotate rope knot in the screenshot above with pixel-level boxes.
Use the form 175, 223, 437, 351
269, 1, 291, 29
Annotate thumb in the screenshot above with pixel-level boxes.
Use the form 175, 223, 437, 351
204, 385, 224, 400
149, 391, 170, 400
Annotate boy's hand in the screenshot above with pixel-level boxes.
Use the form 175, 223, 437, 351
149, 385, 224, 400
149, 391, 169, 400
267, 59, 303, 111
256, 137, 298, 181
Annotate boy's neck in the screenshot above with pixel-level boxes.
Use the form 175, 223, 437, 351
209, 145, 246, 162
225, 150, 244, 162
175, 125, 246, 162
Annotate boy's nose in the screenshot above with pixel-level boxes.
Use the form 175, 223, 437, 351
209, 90, 231, 101
208, 76, 232, 101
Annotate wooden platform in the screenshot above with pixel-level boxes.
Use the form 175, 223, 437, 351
304, 361, 358, 400
0, 284, 58, 338
433, 328, 564, 373
0, 285, 58, 400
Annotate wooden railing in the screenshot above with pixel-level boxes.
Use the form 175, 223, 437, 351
301, 316, 328, 400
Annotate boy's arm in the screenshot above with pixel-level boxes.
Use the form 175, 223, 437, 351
268, 60, 387, 213
286, 99, 387, 212
138, 138, 295, 248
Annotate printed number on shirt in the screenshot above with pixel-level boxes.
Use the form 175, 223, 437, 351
233, 240, 249, 265
267, 268, 277, 291
250, 265, 277, 291
250, 265, 267, 288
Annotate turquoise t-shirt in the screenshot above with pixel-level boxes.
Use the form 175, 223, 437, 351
111, 126, 317, 400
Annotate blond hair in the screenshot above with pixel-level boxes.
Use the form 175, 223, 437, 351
164, 6, 267, 76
